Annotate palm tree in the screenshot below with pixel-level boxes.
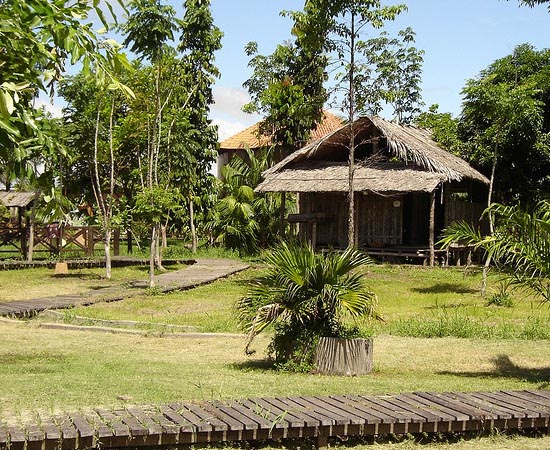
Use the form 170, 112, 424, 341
236, 242, 378, 366
440, 201, 550, 302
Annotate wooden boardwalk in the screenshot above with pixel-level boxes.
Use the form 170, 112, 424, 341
1, 390, 549, 450
0, 258, 249, 318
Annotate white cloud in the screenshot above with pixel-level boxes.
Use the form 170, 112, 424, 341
212, 86, 260, 124
35, 99, 64, 118
213, 118, 250, 141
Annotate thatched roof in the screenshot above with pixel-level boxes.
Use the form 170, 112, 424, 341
219, 111, 344, 152
256, 160, 445, 193
258, 116, 489, 193
0, 191, 36, 208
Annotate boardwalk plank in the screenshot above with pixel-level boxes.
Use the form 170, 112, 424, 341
260, 397, 318, 427
126, 408, 164, 435
401, 393, 464, 422
329, 396, 386, 423
360, 395, 426, 423
409, 393, 471, 421
294, 397, 353, 425
314, 396, 373, 424
480, 392, 543, 417
449, 392, 514, 419
391, 394, 447, 423
198, 403, 247, 430
276, 397, 333, 426
161, 405, 200, 433
95, 409, 131, 437
183, 403, 230, 431
223, 401, 274, 429
242, 398, 305, 427
503, 391, 550, 411
346, 395, 409, 423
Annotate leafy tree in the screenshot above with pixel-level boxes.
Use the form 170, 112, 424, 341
440, 202, 550, 303
290, 0, 423, 246
177, 0, 222, 253
211, 147, 283, 254
236, 242, 377, 370
459, 44, 550, 204
415, 105, 462, 155
0, 0, 131, 185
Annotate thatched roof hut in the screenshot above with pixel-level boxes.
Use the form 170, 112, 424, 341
257, 116, 489, 264
258, 116, 488, 192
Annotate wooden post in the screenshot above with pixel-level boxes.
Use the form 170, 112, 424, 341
312, 221, 317, 251
280, 191, 286, 236
429, 190, 436, 267
87, 226, 94, 256
113, 229, 120, 256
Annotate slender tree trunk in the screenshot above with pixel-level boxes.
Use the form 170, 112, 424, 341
104, 228, 112, 279
149, 225, 157, 288
27, 190, 40, 262
347, 11, 356, 249
429, 189, 436, 267
189, 198, 197, 254
481, 145, 498, 296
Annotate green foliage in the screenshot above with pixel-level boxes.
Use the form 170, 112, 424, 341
133, 186, 180, 225
486, 280, 515, 308
459, 44, 550, 202
210, 147, 285, 254
415, 105, 463, 155
0, 0, 131, 184
440, 201, 550, 303
236, 242, 378, 368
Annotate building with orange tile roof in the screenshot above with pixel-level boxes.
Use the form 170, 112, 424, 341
217, 111, 344, 178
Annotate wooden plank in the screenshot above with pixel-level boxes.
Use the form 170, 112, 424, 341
376, 395, 442, 423
434, 392, 500, 420
126, 408, 165, 435
449, 392, 514, 419
345, 395, 409, 423
95, 409, 131, 437
112, 410, 149, 437
315, 396, 374, 424
294, 396, 354, 425
198, 402, 249, 430
399, 393, 462, 422
503, 391, 550, 411
275, 397, 333, 426
183, 403, 231, 431
329, 396, 385, 423
525, 390, 550, 401
359, 395, 426, 423
480, 392, 543, 417
260, 397, 318, 427
222, 401, 274, 429
242, 398, 305, 428
409, 393, 472, 421
166, 404, 211, 432
82, 411, 114, 440
161, 405, 200, 433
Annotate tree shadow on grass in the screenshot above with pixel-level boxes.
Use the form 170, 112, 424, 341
50, 273, 102, 280
230, 359, 278, 373
438, 354, 550, 386
411, 283, 478, 294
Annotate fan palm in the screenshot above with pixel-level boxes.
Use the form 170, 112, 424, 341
236, 242, 378, 364
440, 201, 550, 302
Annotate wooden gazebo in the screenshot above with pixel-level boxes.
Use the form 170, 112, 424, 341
0, 191, 37, 255
256, 116, 490, 265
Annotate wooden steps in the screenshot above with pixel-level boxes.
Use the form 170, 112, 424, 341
1, 390, 549, 450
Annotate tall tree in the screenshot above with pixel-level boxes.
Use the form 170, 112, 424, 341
291, 0, 423, 247
0, 0, 130, 186
177, 0, 222, 253
459, 44, 550, 204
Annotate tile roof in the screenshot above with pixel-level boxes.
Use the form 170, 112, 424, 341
219, 111, 344, 152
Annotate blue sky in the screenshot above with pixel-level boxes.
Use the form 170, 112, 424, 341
205, 0, 549, 140
39, 1, 549, 142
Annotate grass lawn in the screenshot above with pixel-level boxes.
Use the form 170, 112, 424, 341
0, 264, 186, 303
1, 321, 549, 415
48, 264, 550, 339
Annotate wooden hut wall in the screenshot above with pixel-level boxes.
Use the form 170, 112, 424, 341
444, 182, 489, 234
357, 194, 403, 246
298, 192, 348, 247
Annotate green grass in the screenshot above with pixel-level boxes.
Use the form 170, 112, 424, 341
0, 321, 549, 417
50, 264, 550, 339
0, 264, 187, 303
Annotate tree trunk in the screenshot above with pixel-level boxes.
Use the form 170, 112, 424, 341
189, 198, 197, 254
347, 12, 356, 249
27, 191, 39, 262
104, 227, 112, 280
482, 145, 498, 296
149, 225, 157, 288
314, 337, 373, 376
429, 189, 436, 267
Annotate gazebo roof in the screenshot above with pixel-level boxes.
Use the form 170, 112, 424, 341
0, 191, 36, 208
